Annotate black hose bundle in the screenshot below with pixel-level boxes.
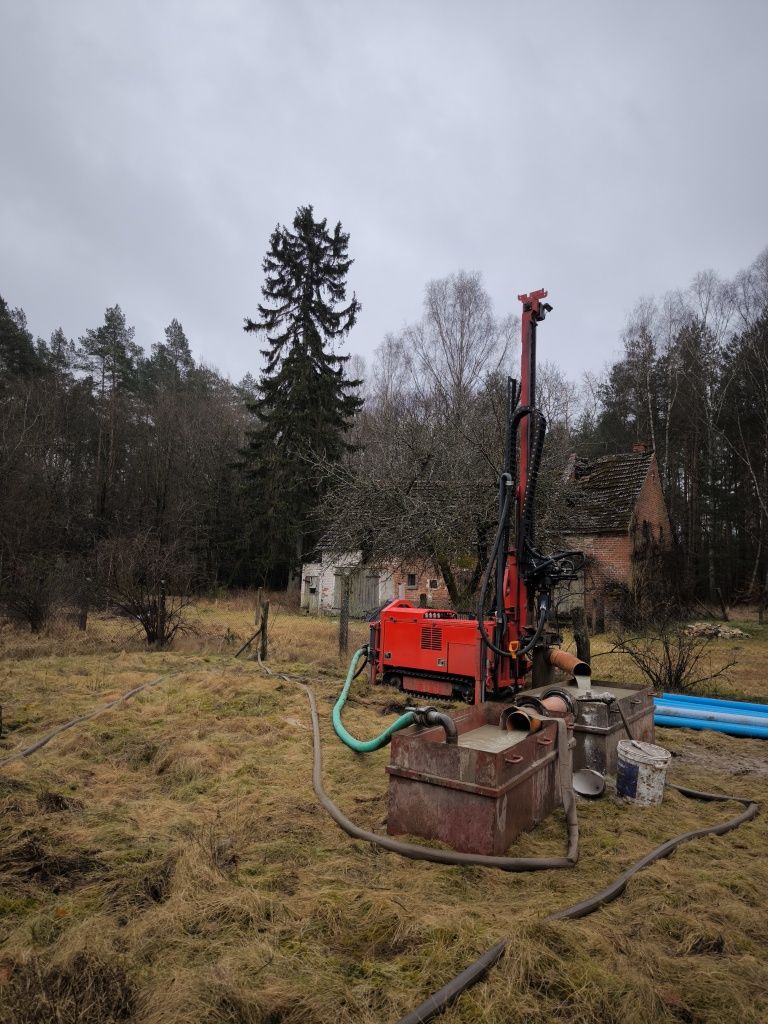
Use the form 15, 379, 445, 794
519, 408, 546, 557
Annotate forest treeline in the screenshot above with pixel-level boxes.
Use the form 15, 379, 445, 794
0, 300, 257, 627
1, 228, 766, 630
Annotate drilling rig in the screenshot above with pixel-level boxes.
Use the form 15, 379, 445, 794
332, 288, 656, 857
368, 289, 585, 705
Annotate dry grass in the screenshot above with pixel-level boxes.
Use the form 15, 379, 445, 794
0, 598, 767, 1023
583, 617, 768, 702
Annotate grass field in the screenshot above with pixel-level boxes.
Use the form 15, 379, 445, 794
1, 597, 767, 1023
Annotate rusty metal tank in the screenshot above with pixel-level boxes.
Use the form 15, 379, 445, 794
527, 679, 655, 775
386, 702, 568, 856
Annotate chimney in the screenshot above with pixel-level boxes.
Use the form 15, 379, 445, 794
632, 441, 649, 454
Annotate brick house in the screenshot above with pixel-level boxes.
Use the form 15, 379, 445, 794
562, 444, 673, 631
300, 551, 451, 617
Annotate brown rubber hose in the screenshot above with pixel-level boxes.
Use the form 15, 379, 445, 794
0, 671, 177, 767
396, 784, 758, 1024
298, 681, 579, 871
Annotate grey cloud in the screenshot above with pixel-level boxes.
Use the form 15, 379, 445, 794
1, 0, 766, 381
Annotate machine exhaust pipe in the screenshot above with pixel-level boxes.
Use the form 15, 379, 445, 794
546, 648, 591, 680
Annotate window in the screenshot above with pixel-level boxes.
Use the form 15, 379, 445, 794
429, 579, 439, 589
406, 573, 417, 588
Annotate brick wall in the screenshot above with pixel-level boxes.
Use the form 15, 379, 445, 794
566, 455, 672, 629
390, 568, 451, 607
631, 460, 672, 551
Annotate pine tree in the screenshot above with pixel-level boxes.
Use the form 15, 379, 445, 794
146, 319, 195, 390
242, 204, 362, 586
77, 305, 141, 532
0, 296, 42, 381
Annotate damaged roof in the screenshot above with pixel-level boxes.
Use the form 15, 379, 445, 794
565, 450, 654, 534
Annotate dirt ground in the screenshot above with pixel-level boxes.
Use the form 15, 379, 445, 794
1, 598, 767, 1023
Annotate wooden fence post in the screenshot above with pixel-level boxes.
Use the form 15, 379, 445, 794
260, 600, 270, 662
77, 576, 91, 631
157, 578, 167, 647
339, 575, 350, 657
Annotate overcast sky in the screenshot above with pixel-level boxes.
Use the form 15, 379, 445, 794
2, 0, 766, 384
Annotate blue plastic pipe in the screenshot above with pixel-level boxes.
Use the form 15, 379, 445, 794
654, 713, 768, 739
332, 647, 416, 752
659, 693, 768, 715
655, 704, 768, 728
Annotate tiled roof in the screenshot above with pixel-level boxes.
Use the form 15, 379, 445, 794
564, 451, 654, 534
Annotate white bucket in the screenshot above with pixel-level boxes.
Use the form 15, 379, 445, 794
616, 739, 671, 806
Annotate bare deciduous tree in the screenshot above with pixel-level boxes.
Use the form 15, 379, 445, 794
102, 535, 195, 647
615, 608, 735, 694
319, 272, 578, 610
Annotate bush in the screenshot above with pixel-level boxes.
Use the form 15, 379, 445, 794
99, 535, 195, 648
614, 602, 736, 694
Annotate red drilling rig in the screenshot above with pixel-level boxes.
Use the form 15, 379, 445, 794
368, 289, 584, 704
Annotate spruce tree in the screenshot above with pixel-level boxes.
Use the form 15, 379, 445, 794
242, 204, 362, 587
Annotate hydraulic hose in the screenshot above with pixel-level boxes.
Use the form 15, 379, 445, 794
476, 485, 516, 659
514, 592, 550, 659
519, 408, 547, 555
476, 405, 535, 660
476, 408, 550, 664
332, 647, 415, 752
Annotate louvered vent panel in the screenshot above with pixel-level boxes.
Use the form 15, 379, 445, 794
420, 626, 443, 651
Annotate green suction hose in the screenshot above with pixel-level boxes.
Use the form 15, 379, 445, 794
332, 647, 415, 752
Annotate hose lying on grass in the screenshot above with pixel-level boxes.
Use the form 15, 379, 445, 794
311, 680, 578, 871
397, 784, 759, 1024
255, 657, 759, 1024
0, 671, 178, 767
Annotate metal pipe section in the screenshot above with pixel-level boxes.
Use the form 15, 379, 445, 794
407, 707, 459, 745
546, 648, 591, 679
540, 694, 571, 716
499, 705, 542, 733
